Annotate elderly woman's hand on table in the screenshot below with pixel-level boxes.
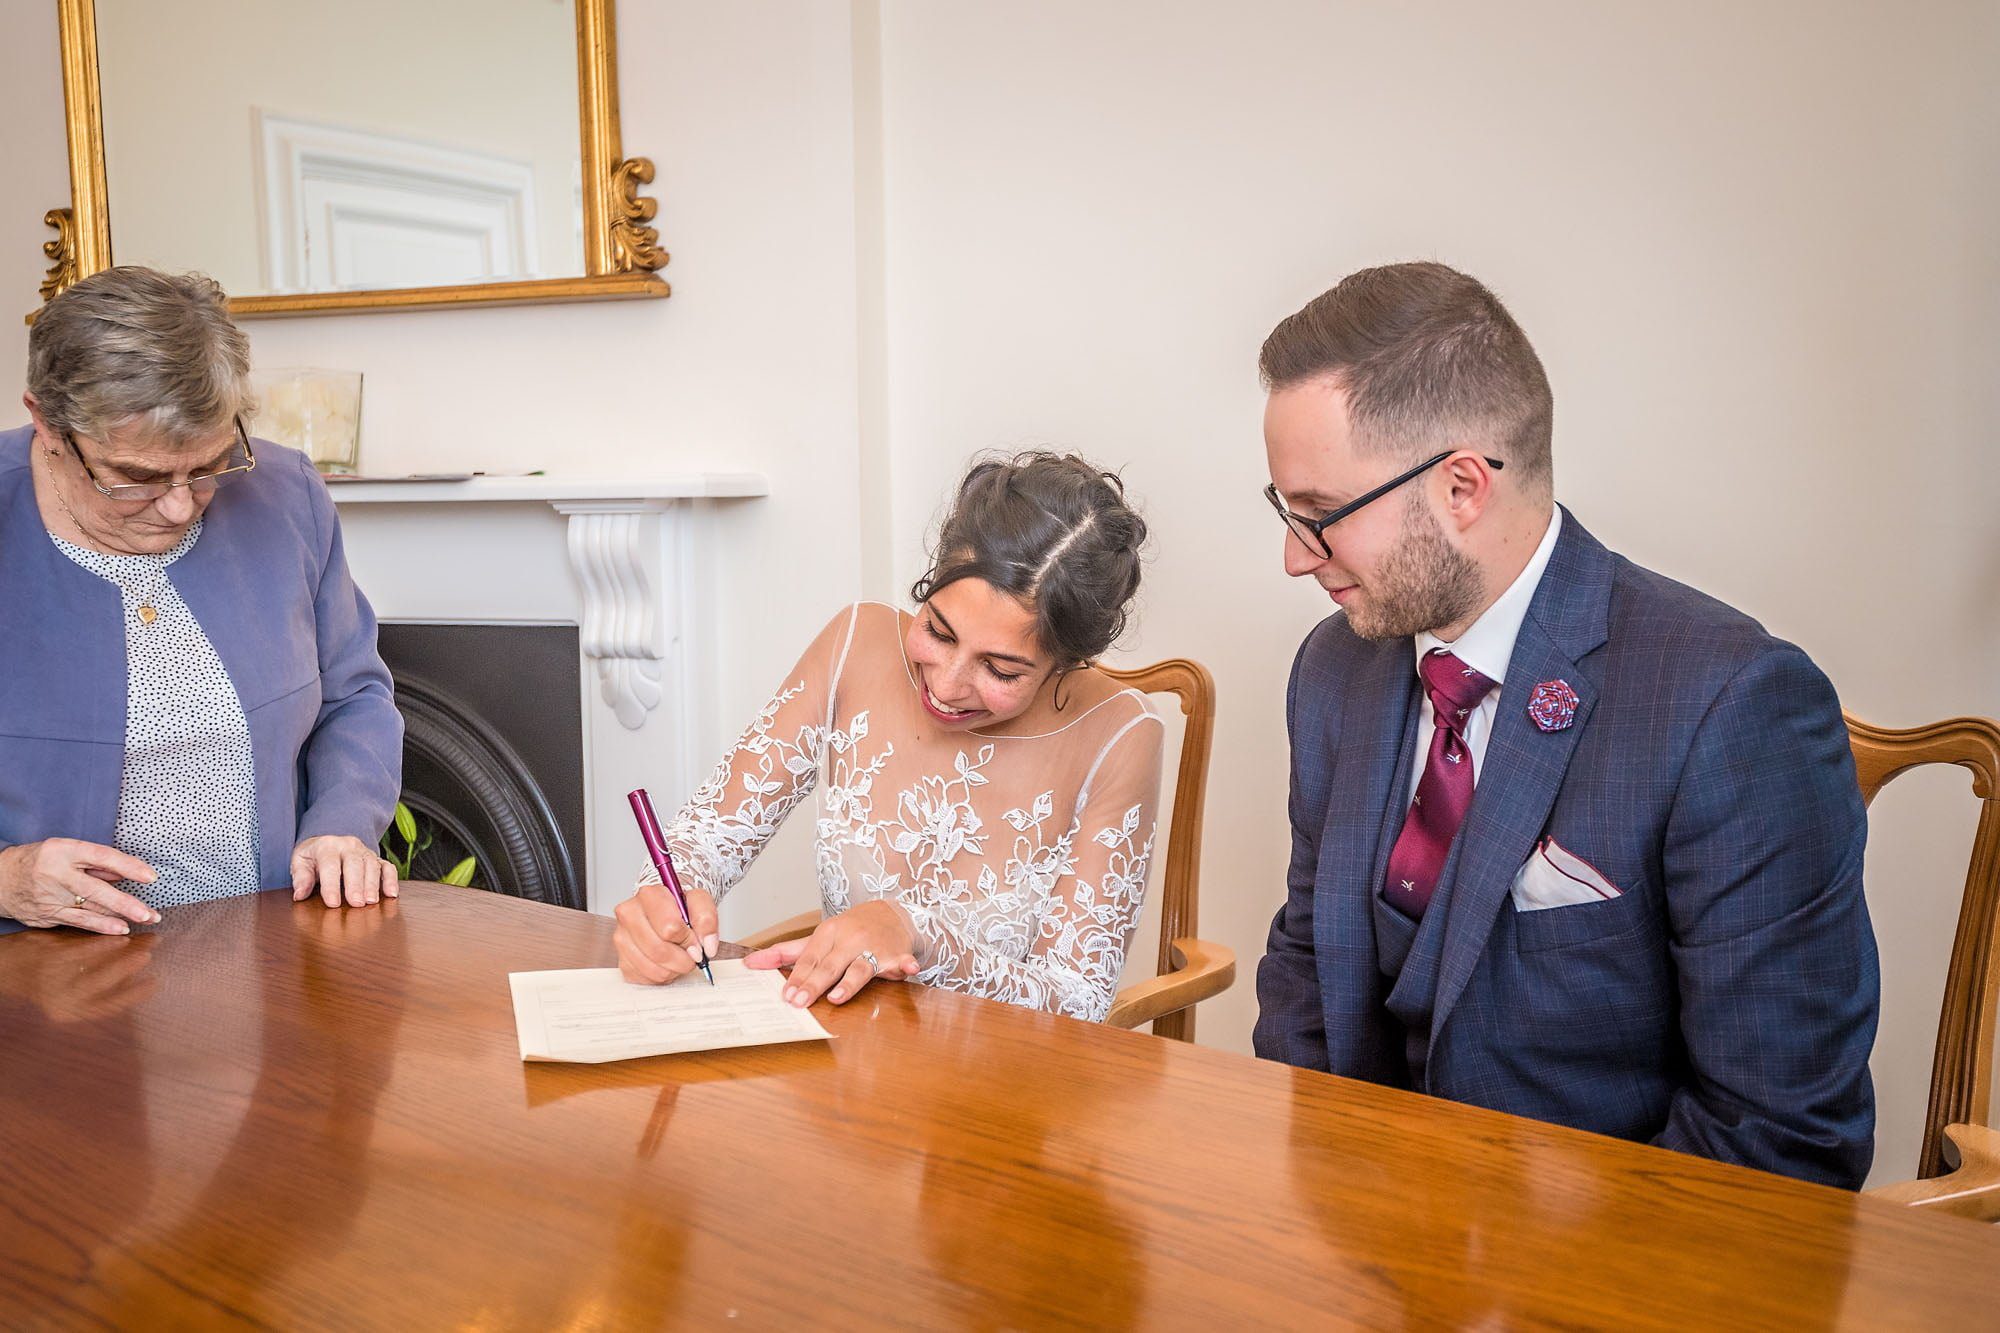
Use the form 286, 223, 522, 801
0, 839, 162, 934
290, 835, 399, 908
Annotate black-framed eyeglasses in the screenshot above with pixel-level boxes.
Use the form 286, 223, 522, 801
63, 418, 257, 503
1264, 450, 1505, 560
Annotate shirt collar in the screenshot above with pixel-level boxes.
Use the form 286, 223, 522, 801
1414, 506, 1561, 687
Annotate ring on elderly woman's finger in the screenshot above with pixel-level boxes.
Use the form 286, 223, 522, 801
858, 950, 880, 974
73, 893, 88, 910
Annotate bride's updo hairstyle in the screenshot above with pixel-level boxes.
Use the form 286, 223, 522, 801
911, 451, 1148, 671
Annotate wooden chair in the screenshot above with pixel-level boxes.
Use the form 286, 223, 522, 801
739, 657, 1235, 1041
1848, 714, 2000, 1222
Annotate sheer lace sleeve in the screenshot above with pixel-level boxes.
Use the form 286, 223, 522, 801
902, 708, 1164, 1022
642, 605, 861, 903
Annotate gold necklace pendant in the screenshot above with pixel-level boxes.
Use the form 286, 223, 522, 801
137, 604, 157, 626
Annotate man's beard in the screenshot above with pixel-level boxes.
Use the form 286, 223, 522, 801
1343, 490, 1483, 641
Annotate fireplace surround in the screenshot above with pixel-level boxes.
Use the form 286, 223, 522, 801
328, 473, 766, 913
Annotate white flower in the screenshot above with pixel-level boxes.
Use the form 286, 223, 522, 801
890, 775, 985, 865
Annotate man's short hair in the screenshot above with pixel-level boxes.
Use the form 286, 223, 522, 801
1259, 261, 1554, 488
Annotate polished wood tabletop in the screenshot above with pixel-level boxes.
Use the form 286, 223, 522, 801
1, 884, 1995, 1330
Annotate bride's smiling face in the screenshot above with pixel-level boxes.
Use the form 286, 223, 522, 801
904, 577, 1055, 731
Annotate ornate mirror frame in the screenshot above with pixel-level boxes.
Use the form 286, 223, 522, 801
37, 0, 669, 319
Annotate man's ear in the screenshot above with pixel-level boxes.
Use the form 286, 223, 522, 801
1440, 451, 1497, 532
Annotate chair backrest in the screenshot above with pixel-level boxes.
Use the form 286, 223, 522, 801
1846, 712, 2000, 1178
1099, 658, 1215, 1042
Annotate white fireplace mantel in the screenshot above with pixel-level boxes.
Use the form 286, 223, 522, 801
330, 473, 766, 912
331, 474, 765, 729
324, 474, 766, 505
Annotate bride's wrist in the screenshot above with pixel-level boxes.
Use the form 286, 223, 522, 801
857, 897, 921, 959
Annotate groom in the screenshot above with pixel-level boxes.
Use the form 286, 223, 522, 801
1251, 261, 1879, 1188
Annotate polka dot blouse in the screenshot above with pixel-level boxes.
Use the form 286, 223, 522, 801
50, 521, 261, 908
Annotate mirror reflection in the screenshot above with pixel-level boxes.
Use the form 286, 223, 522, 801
95, 0, 585, 296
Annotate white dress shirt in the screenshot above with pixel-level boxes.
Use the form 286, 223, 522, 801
1406, 508, 1562, 801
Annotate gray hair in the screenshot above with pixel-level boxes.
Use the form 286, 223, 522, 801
27, 267, 253, 448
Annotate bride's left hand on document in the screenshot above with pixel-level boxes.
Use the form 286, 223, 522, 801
745, 899, 920, 1008
613, 885, 721, 985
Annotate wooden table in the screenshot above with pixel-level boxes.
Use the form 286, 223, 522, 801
1, 885, 1995, 1330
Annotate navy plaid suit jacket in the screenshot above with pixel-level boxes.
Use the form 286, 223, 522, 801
1252, 509, 1879, 1189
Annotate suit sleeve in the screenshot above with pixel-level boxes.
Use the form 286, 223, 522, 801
293, 454, 404, 845
1252, 629, 1333, 1071
1652, 644, 1879, 1189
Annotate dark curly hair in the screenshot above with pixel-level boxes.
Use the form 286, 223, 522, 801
911, 451, 1148, 672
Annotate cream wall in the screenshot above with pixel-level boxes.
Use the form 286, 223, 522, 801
2, 2, 67, 402
4, 1, 1995, 1188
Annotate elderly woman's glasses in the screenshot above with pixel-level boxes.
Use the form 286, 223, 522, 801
1264, 450, 1506, 560
63, 419, 257, 503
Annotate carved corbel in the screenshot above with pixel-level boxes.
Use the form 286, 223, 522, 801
552, 500, 680, 731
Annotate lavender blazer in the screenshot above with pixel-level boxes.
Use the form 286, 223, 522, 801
0, 425, 403, 930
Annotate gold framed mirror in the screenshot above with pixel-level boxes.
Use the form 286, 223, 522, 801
37, 0, 668, 319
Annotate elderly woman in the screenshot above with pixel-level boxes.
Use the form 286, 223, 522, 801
0, 267, 403, 935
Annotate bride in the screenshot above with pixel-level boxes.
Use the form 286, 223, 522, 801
613, 452, 1163, 1021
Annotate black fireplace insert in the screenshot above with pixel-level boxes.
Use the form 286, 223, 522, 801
376, 622, 586, 910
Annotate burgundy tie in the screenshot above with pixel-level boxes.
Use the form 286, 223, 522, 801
1382, 649, 1496, 919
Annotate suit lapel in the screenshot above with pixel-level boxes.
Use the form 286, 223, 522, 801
1367, 671, 1425, 893
1430, 510, 1613, 1039
1314, 632, 1419, 1042
1320, 640, 1420, 909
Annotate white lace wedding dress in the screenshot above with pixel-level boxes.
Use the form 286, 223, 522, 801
654, 601, 1164, 1022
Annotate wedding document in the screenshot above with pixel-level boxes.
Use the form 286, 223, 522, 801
509, 960, 832, 1064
